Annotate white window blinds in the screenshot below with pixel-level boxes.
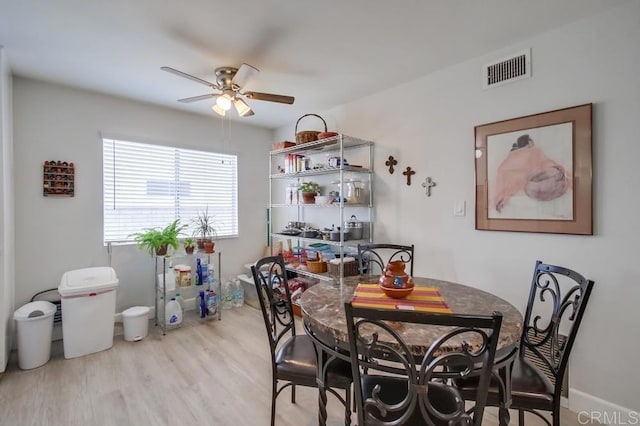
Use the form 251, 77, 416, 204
103, 138, 238, 243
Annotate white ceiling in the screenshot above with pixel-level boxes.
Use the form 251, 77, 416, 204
0, 0, 627, 129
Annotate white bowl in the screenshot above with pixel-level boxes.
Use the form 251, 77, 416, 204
314, 195, 333, 204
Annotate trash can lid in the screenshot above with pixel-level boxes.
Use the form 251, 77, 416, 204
122, 306, 150, 318
58, 266, 119, 296
14, 301, 57, 321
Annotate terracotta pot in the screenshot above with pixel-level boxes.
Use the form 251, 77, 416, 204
196, 238, 212, 250
379, 273, 413, 289
185, 246, 195, 255
301, 192, 316, 204
155, 246, 168, 256
380, 284, 414, 299
384, 260, 407, 276
203, 242, 215, 253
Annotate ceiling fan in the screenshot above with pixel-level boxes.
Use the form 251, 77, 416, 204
161, 63, 294, 117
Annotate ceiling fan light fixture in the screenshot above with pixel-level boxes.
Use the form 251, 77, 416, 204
216, 93, 233, 111
233, 97, 253, 117
212, 104, 226, 116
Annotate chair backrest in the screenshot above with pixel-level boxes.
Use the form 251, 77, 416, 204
357, 243, 415, 277
345, 303, 502, 426
251, 255, 296, 361
520, 261, 594, 398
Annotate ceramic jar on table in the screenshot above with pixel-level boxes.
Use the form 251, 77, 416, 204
379, 260, 414, 289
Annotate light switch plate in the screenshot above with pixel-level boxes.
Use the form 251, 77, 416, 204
454, 200, 466, 217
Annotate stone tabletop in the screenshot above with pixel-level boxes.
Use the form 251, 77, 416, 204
299, 276, 523, 355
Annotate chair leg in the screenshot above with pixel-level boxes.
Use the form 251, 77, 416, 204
519, 409, 525, 426
271, 379, 277, 426
553, 407, 560, 426
344, 386, 352, 426
352, 387, 357, 413
291, 384, 296, 403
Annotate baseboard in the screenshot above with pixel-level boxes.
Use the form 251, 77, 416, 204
569, 388, 638, 424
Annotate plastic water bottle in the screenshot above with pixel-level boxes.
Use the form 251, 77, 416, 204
232, 279, 244, 307
222, 280, 233, 310
165, 298, 183, 327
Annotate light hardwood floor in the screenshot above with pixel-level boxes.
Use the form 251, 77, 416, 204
0, 305, 588, 425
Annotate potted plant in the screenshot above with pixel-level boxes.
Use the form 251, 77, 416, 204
130, 219, 186, 256
183, 237, 196, 255
299, 181, 321, 204
192, 207, 217, 251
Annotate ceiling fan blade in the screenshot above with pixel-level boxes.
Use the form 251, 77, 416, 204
161, 66, 218, 88
244, 91, 295, 104
232, 63, 259, 88
177, 94, 216, 103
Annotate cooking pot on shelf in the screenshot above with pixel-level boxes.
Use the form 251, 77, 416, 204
300, 229, 318, 238
330, 227, 349, 242
344, 215, 365, 240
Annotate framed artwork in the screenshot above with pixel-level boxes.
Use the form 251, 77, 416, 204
475, 103, 592, 235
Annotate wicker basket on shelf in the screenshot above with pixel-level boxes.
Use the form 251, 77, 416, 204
328, 258, 359, 277
307, 259, 328, 274
295, 113, 327, 144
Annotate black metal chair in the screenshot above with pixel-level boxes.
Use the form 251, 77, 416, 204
357, 243, 414, 277
251, 255, 353, 426
456, 261, 594, 426
345, 302, 503, 425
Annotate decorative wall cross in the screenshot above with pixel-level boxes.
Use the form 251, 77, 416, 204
422, 177, 437, 196
385, 156, 398, 174
402, 166, 416, 186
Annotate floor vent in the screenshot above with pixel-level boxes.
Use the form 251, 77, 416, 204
483, 49, 531, 89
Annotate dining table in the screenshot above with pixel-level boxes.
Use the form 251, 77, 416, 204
298, 275, 524, 426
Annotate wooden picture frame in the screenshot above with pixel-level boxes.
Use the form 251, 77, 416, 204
475, 103, 592, 235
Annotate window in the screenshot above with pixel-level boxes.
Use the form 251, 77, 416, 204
103, 138, 238, 243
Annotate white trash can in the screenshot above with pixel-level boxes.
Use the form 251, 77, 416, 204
14, 301, 57, 370
122, 306, 150, 342
58, 267, 119, 359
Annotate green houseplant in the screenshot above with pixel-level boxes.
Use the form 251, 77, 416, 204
192, 207, 217, 250
183, 237, 196, 255
130, 219, 186, 256
299, 181, 321, 204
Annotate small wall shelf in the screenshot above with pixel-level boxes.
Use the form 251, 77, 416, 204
43, 160, 75, 197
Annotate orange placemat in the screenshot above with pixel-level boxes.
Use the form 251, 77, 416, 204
352, 283, 452, 313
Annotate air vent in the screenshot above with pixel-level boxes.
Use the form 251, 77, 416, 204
483, 49, 531, 89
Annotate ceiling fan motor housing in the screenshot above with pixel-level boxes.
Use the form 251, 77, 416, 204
215, 67, 238, 90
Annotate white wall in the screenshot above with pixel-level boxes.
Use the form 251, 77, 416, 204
0, 46, 16, 372
277, 2, 640, 413
12, 78, 271, 315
